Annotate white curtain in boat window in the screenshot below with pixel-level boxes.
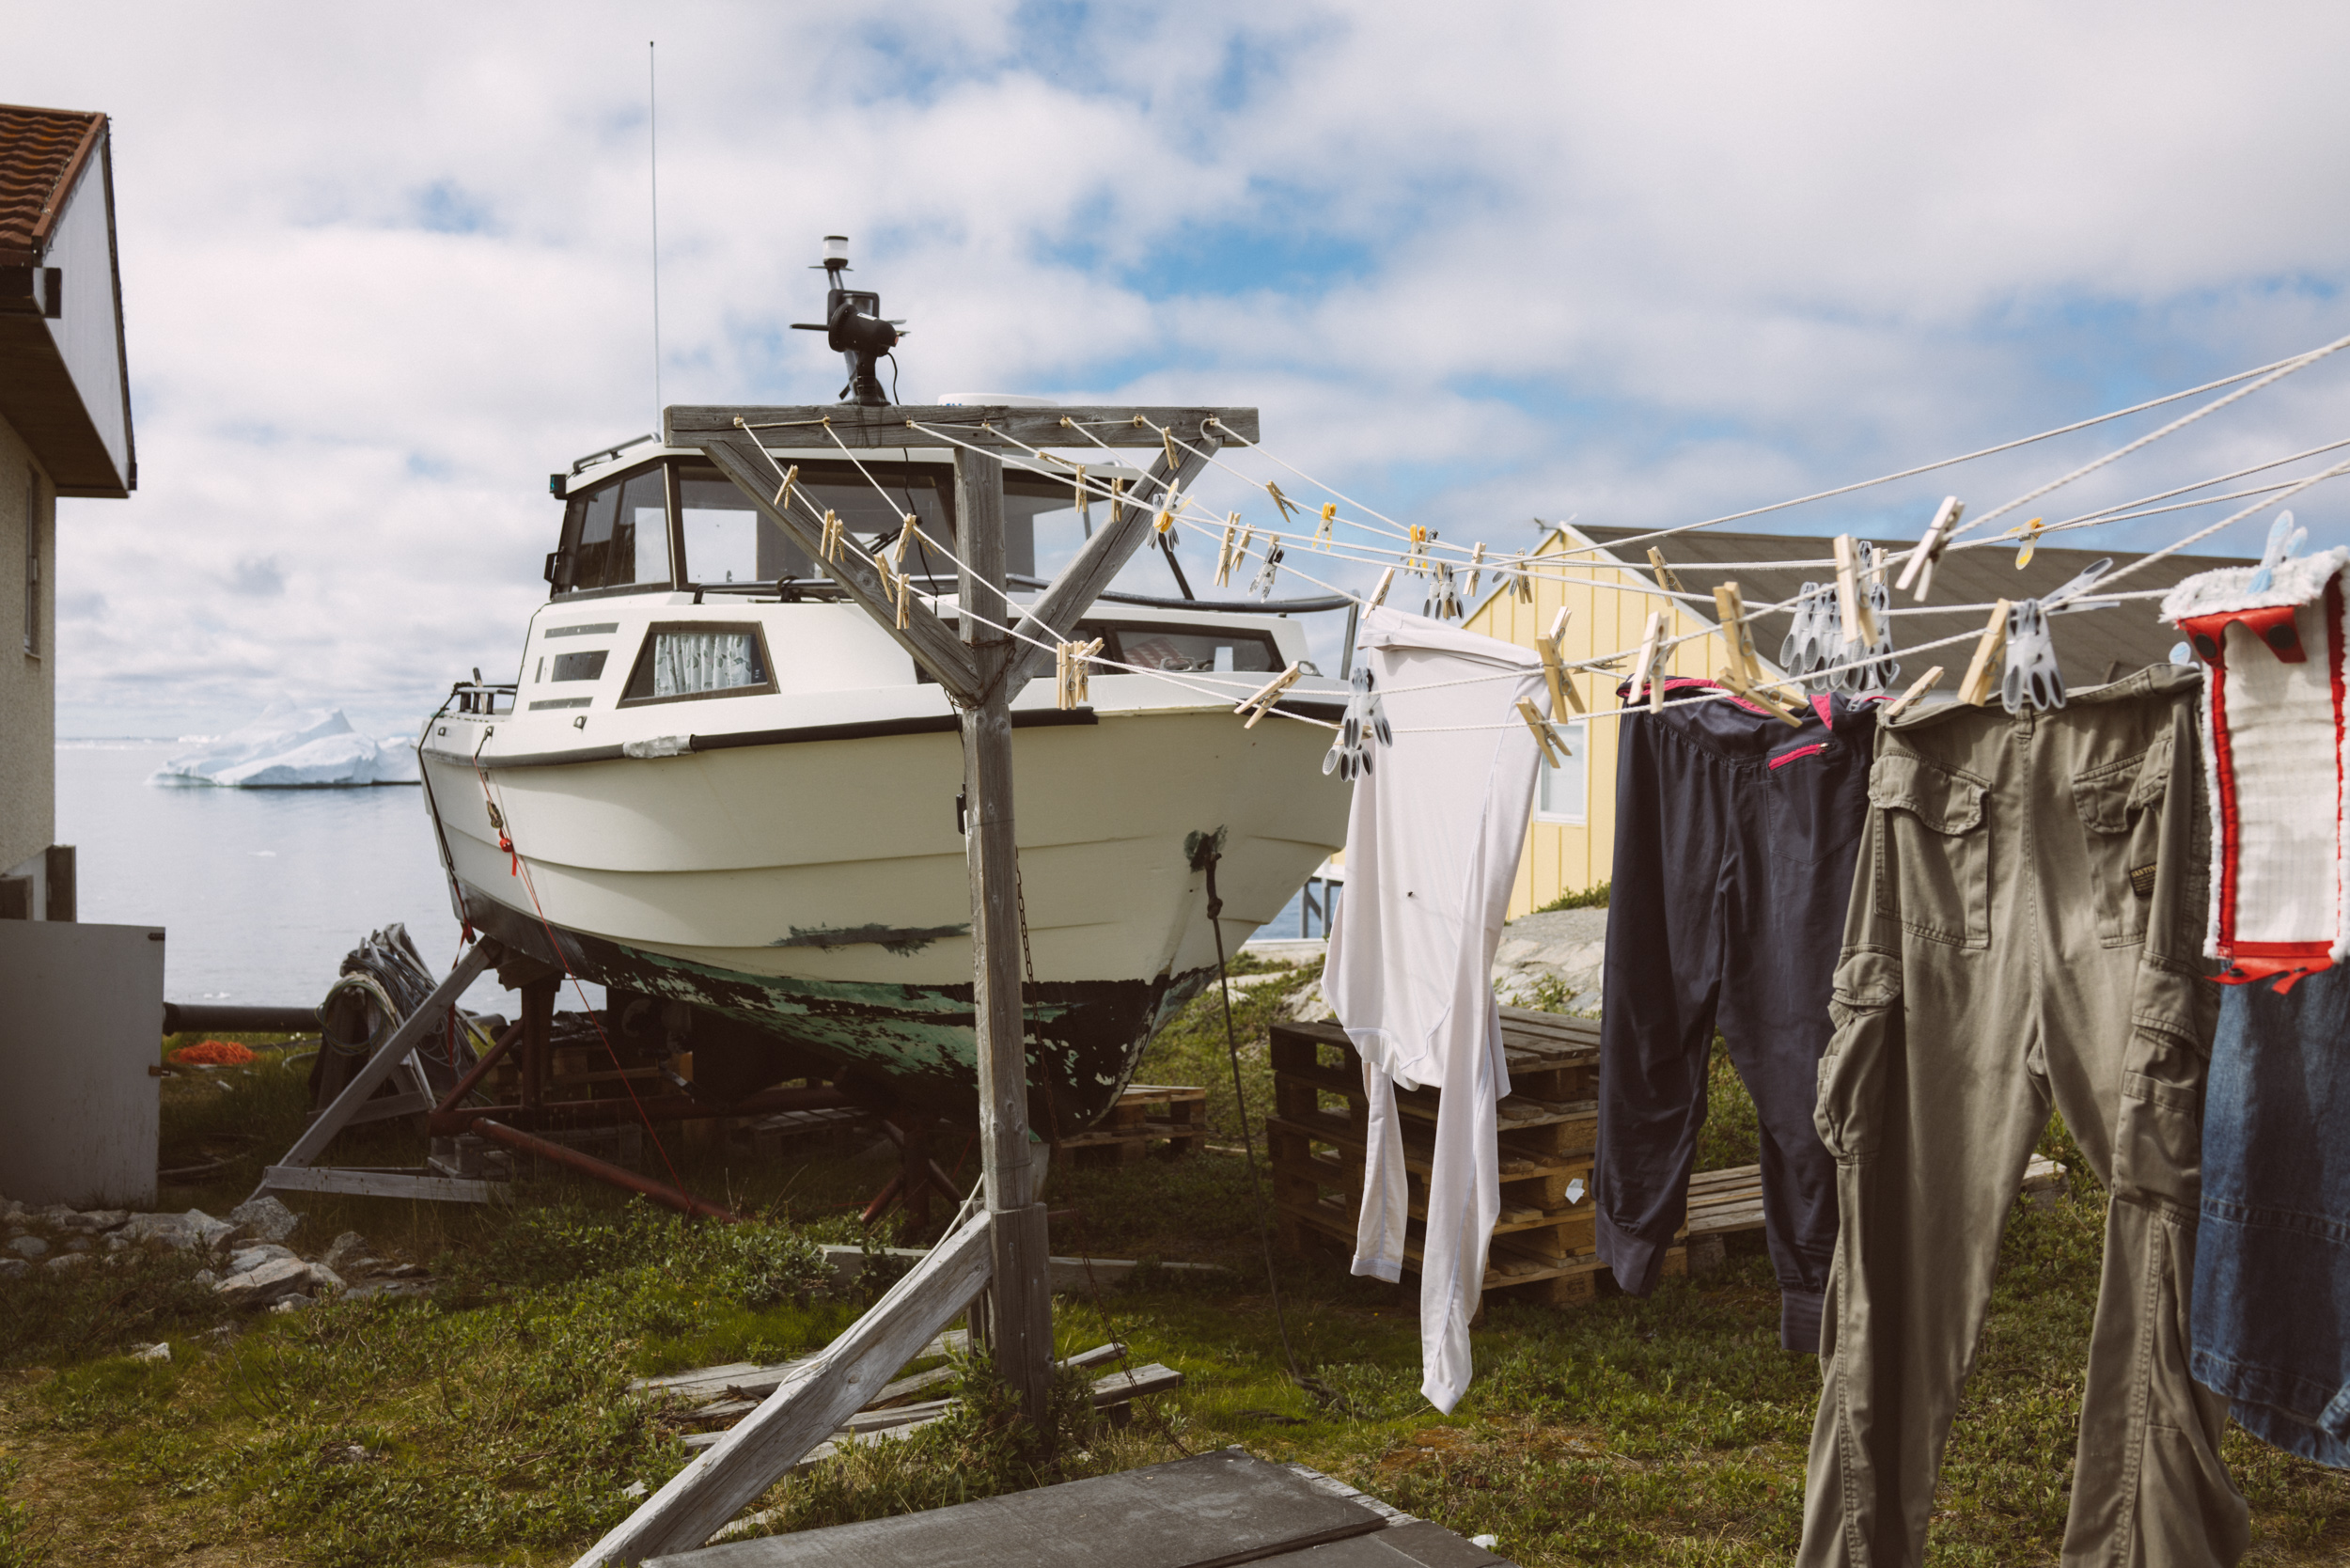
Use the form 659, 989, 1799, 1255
651, 630, 764, 697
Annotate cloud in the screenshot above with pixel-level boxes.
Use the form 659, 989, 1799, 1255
12, 0, 2350, 732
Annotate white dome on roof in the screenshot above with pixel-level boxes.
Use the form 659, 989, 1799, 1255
933, 393, 1059, 408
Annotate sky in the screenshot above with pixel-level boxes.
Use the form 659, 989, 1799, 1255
16, 1, 2350, 737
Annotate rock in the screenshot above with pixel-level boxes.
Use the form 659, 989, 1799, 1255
191, 1268, 217, 1289
619, 1481, 649, 1499
8, 1237, 47, 1260
63, 1238, 91, 1254
228, 1197, 302, 1245
344, 1278, 431, 1304
0, 1260, 29, 1281
78, 1211, 130, 1232
1283, 976, 1337, 1024
215, 1257, 314, 1309
266, 1294, 313, 1314
321, 1231, 369, 1274
305, 1263, 346, 1295
118, 1210, 235, 1252
227, 1244, 298, 1276
131, 1341, 170, 1363
1490, 905, 1608, 1011
44, 1254, 90, 1272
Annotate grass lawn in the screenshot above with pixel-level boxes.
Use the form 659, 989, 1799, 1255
0, 973, 2342, 1564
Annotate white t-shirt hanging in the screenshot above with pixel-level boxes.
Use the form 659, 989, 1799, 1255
1324, 605, 1546, 1412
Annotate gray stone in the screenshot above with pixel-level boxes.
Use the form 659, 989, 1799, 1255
0, 1260, 29, 1281
191, 1269, 216, 1289
215, 1256, 313, 1309
321, 1231, 369, 1274
1490, 905, 1608, 1011
131, 1341, 170, 1363
227, 1244, 298, 1276
305, 1263, 346, 1295
227, 1196, 302, 1245
344, 1278, 432, 1303
44, 1253, 90, 1272
63, 1238, 90, 1254
79, 1211, 130, 1232
118, 1210, 236, 1253
8, 1237, 47, 1260
266, 1294, 313, 1314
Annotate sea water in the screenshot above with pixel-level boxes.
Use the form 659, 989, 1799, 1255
56, 741, 517, 1012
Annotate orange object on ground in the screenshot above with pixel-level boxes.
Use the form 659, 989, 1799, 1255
171, 1041, 257, 1066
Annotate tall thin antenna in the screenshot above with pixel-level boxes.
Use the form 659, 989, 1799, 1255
649, 40, 662, 428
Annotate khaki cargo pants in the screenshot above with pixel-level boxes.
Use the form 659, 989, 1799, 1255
1799, 666, 2249, 1567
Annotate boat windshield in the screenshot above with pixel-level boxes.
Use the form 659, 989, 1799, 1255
554, 468, 670, 593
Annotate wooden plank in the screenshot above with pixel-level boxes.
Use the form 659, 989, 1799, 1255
257, 1165, 509, 1204
259, 938, 500, 1181
1003, 435, 1221, 694
639, 1446, 1383, 1567
1089, 1362, 1184, 1403
697, 432, 982, 703
664, 404, 1260, 450
575, 1210, 995, 1567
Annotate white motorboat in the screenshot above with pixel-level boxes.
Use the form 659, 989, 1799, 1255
419, 354, 1354, 1130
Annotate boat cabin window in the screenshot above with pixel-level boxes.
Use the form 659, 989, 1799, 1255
619, 622, 779, 705
676, 461, 958, 589
1100, 622, 1281, 674
552, 468, 670, 594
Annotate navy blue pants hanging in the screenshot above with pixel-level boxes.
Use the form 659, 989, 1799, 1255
1594, 680, 1877, 1352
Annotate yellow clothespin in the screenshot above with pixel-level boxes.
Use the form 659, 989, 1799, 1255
1957, 602, 2011, 706
1267, 480, 1302, 526
1517, 698, 1569, 767
1537, 606, 1582, 715
1316, 502, 1337, 547
2012, 517, 2044, 569
1369, 567, 1394, 607
1647, 548, 1685, 596
1465, 542, 1487, 600
820, 509, 843, 562
1713, 582, 1761, 682
1896, 496, 1965, 603
772, 463, 800, 512
1883, 665, 1945, 720
1635, 610, 1668, 713
1833, 536, 1877, 647
1214, 515, 1239, 588
1153, 479, 1183, 535
1234, 663, 1305, 729
1403, 525, 1434, 572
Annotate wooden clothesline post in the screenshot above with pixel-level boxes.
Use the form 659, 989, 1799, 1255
565, 405, 1252, 1564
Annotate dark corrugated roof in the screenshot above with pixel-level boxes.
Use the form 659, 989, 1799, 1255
0, 103, 104, 264
1574, 525, 2254, 691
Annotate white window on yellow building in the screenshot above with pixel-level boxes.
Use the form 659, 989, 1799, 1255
1534, 719, 1588, 823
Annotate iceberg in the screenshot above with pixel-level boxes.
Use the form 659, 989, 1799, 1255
150, 700, 421, 788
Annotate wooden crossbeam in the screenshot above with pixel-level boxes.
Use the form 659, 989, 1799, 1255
573, 1209, 995, 1566
665, 404, 1258, 449
697, 432, 983, 704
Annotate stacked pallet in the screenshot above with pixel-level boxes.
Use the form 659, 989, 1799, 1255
1054, 1084, 1208, 1168
1268, 1009, 1677, 1309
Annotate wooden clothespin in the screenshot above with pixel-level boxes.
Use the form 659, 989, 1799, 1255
772, 463, 800, 512
1512, 553, 1534, 604
819, 509, 843, 562
1648, 548, 1685, 596
1110, 478, 1126, 529
1957, 602, 2011, 706
1234, 663, 1305, 729
1465, 542, 1487, 600
1517, 698, 1569, 767
1214, 515, 1239, 588
1717, 664, 1805, 727
1833, 536, 1878, 647
1635, 610, 1668, 713
1267, 480, 1302, 526
2012, 517, 2044, 569
1537, 607, 1583, 715
1073, 464, 1089, 534
1896, 495, 1964, 602
1369, 567, 1394, 608
1056, 637, 1104, 709
1163, 427, 1181, 474
1713, 582, 1762, 682
1883, 665, 1945, 720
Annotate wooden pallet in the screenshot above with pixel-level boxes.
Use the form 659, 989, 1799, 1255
1055, 1083, 1208, 1167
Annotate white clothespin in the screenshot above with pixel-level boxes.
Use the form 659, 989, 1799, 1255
1234, 662, 1304, 729
1957, 600, 2011, 706
1423, 560, 1462, 619
1883, 665, 1945, 720
2044, 557, 2119, 616
1896, 496, 1964, 603
1780, 583, 1835, 689
773, 463, 800, 512
1537, 607, 1582, 715
2001, 598, 2065, 713
1214, 515, 1239, 588
1368, 567, 1394, 608
2248, 510, 2307, 594
1322, 666, 1392, 780
1249, 535, 1285, 602
1465, 542, 1487, 601
1634, 610, 1668, 713
1516, 698, 1569, 766
1834, 536, 1878, 648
